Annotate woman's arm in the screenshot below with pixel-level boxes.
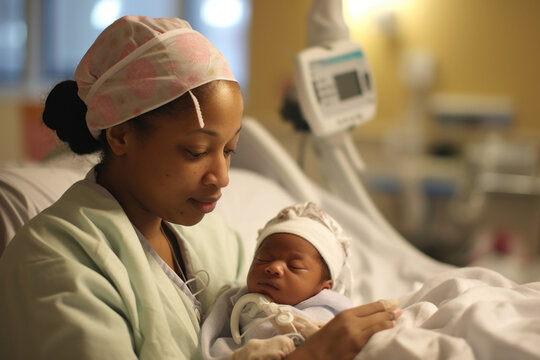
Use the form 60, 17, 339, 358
0, 245, 140, 359
287, 301, 401, 360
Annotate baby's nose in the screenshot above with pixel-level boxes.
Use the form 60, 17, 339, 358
265, 261, 284, 277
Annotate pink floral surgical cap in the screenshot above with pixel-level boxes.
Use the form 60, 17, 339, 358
74, 15, 237, 139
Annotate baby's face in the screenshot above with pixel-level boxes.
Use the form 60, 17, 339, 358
246, 233, 332, 305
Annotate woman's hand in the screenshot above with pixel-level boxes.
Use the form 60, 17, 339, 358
233, 335, 295, 360
287, 300, 401, 360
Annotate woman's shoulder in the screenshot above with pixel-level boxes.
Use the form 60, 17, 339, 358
3, 178, 133, 264
26, 179, 125, 236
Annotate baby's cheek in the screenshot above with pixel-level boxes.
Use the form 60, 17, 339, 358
245, 268, 257, 290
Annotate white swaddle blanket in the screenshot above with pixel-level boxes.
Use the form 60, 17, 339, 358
201, 285, 352, 360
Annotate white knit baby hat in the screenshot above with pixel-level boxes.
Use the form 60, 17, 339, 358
256, 202, 353, 296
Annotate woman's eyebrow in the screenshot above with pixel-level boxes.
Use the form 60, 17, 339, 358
187, 126, 242, 137
187, 129, 218, 136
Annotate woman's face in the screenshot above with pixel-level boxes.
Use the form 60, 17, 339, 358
246, 233, 333, 305
107, 81, 243, 227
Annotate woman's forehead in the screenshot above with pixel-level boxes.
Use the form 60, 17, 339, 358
146, 83, 242, 137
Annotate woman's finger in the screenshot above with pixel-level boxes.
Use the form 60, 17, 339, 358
342, 300, 395, 318
363, 319, 396, 338
378, 299, 398, 311
353, 309, 397, 330
299, 306, 400, 360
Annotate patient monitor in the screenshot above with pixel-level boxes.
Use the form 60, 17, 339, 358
287, 0, 402, 241
294, 40, 376, 138
292, 39, 388, 231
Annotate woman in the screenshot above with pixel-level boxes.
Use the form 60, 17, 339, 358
0, 15, 396, 360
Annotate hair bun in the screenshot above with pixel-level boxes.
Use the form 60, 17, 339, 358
42, 80, 99, 154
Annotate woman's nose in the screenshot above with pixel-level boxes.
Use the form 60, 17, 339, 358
265, 262, 284, 277
203, 155, 230, 188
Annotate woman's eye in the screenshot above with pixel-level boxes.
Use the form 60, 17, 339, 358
186, 150, 206, 159
224, 149, 237, 158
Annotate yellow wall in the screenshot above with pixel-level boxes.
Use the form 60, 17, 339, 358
246, 0, 540, 142
1, 1, 539, 163
245, 0, 311, 132
0, 99, 23, 162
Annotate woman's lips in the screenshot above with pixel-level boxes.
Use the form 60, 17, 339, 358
189, 198, 218, 213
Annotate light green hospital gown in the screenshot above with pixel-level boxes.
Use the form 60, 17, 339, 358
0, 175, 248, 360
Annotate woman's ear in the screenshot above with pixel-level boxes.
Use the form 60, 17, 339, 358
106, 123, 133, 156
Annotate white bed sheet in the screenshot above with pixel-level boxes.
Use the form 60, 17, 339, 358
357, 267, 540, 359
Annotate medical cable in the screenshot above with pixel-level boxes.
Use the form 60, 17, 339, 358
185, 269, 210, 297
163, 225, 210, 297
231, 293, 304, 346
236, 310, 302, 344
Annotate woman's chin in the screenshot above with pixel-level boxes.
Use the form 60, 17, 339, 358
168, 212, 205, 226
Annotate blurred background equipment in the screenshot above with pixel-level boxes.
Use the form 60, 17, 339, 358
0, 0, 539, 282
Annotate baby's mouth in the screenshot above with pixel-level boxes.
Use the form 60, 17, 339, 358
258, 281, 279, 291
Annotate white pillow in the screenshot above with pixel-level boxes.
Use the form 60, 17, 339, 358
215, 168, 296, 257
0, 164, 87, 254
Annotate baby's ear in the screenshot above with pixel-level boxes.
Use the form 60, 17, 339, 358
321, 279, 333, 290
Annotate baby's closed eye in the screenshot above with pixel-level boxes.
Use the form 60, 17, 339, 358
288, 260, 306, 270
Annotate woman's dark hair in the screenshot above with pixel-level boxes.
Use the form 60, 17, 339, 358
42, 80, 104, 154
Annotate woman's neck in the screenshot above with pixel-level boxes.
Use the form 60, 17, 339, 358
97, 163, 184, 279
97, 163, 161, 239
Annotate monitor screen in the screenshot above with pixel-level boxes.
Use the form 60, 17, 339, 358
334, 71, 362, 101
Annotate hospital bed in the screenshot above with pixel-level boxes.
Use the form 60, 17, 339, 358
1, 118, 539, 359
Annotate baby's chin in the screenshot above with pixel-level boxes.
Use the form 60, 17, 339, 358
252, 289, 275, 302
255, 291, 295, 305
